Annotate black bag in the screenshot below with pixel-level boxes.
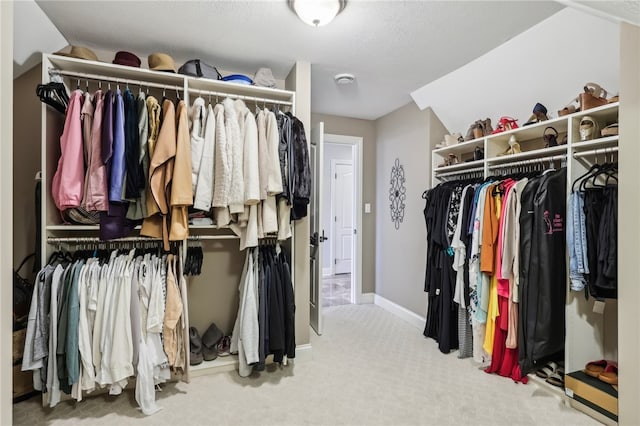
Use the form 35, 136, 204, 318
13, 253, 36, 322
178, 59, 222, 80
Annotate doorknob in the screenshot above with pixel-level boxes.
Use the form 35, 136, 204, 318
319, 229, 328, 242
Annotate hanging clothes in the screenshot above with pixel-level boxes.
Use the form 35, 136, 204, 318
231, 244, 295, 377
24, 245, 189, 414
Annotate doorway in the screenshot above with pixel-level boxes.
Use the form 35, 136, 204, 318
310, 127, 363, 335
322, 140, 356, 309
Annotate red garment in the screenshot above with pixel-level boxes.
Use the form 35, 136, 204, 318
485, 296, 528, 383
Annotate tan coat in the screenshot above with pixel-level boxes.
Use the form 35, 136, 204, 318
141, 99, 175, 250
169, 100, 193, 241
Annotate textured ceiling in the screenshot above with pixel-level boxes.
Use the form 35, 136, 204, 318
34, 0, 564, 120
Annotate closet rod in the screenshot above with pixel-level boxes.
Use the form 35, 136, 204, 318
47, 235, 239, 244
48, 68, 184, 92
573, 146, 618, 159
435, 166, 485, 179
488, 154, 567, 170
189, 88, 293, 107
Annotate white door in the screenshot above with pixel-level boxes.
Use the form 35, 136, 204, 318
332, 161, 353, 275
309, 123, 325, 335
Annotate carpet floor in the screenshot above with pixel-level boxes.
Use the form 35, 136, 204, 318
13, 304, 597, 425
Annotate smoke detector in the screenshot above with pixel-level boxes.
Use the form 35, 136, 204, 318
334, 73, 355, 85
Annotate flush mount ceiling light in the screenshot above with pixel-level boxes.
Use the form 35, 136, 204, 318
288, 0, 346, 27
334, 73, 355, 84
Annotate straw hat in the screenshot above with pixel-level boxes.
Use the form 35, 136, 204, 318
148, 53, 177, 73
53, 46, 98, 61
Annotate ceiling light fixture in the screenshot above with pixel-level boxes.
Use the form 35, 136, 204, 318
334, 73, 355, 85
288, 0, 346, 27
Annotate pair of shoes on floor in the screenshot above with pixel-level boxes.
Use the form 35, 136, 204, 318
585, 360, 618, 388
190, 323, 224, 365
535, 361, 564, 388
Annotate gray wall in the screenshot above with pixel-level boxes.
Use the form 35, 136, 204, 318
322, 143, 353, 273
311, 113, 376, 294
13, 64, 40, 272
374, 103, 447, 317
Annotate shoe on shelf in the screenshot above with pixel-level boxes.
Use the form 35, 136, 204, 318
525, 103, 549, 125
201, 323, 223, 361
598, 363, 618, 385
217, 335, 232, 357
189, 327, 204, 366
579, 116, 600, 141
558, 98, 579, 117
601, 123, 618, 137
585, 359, 609, 377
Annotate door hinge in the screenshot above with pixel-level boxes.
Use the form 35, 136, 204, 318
334, 216, 337, 222
335, 173, 337, 179
353, 228, 357, 235
334, 259, 337, 265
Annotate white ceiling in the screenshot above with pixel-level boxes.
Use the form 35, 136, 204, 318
15, 1, 640, 120
28, 0, 566, 120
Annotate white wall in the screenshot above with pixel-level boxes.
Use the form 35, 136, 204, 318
322, 143, 353, 274
618, 21, 640, 425
411, 7, 620, 135
375, 103, 443, 317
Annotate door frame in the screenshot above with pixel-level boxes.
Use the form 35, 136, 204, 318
324, 134, 363, 305
329, 158, 353, 277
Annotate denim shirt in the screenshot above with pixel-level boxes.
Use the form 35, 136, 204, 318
109, 89, 126, 202
567, 191, 589, 291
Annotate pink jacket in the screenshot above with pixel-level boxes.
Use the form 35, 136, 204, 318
52, 90, 85, 212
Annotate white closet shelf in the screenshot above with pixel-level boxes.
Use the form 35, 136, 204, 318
46, 225, 101, 231
434, 159, 484, 173
487, 117, 569, 144
433, 138, 484, 156
187, 356, 239, 377
486, 145, 568, 164
571, 135, 619, 151
572, 102, 619, 122
47, 54, 295, 104
48, 54, 186, 87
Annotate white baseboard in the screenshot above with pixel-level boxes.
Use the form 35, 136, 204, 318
358, 292, 375, 304
294, 344, 313, 363
322, 267, 332, 277
374, 295, 426, 330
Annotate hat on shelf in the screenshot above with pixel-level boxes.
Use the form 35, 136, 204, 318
148, 52, 177, 73
221, 74, 253, 85
253, 67, 276, 88
112, 51, 141, 68
53, 46, 99, 62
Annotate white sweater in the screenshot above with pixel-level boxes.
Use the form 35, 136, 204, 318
193, 103, 215, 211
235, 100, 260, 205
224, 98, 244, 214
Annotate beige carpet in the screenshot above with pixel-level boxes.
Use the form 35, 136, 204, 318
13, 304, 597, 425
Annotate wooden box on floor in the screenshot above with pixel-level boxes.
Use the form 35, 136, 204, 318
565, 371, 618, 423
13, 365, 33, 400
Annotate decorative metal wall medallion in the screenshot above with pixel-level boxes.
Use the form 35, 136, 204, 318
389, 158, 406, 230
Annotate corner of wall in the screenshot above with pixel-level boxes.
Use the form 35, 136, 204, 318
286, 61, 312, 346
1, 2, 14, 423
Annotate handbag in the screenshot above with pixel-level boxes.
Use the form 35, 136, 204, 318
579, 83, 608, 112
13, 253, 35, 323
543, 126, 559, 147
178, 59, 222, 80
